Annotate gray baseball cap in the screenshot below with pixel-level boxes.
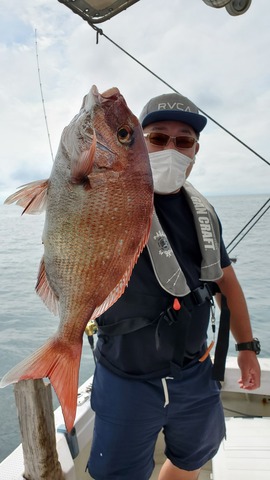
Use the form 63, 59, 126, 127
139, 92, 207, 133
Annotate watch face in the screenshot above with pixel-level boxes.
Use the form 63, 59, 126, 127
253, 338, 261, 355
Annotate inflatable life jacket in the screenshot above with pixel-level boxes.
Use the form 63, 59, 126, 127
97, 182, 230, 380
147, 181, 223, 297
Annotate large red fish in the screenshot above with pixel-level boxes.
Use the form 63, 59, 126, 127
0, 85, 153, 431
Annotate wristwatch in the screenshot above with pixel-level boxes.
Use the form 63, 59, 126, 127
235, 338, 261, 355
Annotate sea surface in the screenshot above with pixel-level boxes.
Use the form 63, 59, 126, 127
0, 194, 269, 462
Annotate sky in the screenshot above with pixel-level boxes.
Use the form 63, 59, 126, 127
0, 0, 270, 201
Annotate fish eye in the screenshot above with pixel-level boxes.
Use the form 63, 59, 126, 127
117, 125, 133, 144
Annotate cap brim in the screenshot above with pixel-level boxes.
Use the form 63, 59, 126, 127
141, 110, 207, 133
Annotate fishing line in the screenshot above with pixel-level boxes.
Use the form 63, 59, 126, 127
35, 29, 54, 162
92, 25, 270, 167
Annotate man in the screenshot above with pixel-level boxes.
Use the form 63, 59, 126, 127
87, 92, 261, 480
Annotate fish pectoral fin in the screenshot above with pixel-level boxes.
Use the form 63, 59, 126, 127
71, 130, 97, 184
4, 179, 49, 215
0, 337, 83, 433
36, 256, 59, 316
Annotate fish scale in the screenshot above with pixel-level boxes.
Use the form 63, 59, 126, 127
0, 85, 153, 431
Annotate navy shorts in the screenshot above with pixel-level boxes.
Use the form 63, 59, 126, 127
87, 359, 225, 479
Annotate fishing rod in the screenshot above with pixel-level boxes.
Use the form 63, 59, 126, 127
34, 29, 54, 162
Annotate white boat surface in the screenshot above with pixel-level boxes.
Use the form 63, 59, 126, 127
1, 356, 270, 480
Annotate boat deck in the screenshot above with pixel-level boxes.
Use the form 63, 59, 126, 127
212, 417, 270, 480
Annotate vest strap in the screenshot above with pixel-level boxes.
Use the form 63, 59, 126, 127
158, 301, 192, 367
98, 316, 155, 336
212, 294, 230, 381
147, 209, 190, 297
183, 183, 223, 281
97, 283, 215, 337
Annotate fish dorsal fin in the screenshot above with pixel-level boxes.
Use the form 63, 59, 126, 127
4, 179, 49, 215
36, 256, 59, 316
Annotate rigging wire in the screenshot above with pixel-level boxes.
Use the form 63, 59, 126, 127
34, 29, 54, 162
90, 25, 270, 253
92, 26, 270, 167
227, 201, 270, 254
226, 197, 270, 252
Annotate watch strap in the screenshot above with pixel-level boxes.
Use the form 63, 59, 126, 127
235, 338, 260, 355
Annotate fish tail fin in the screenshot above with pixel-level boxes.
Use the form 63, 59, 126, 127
4, 179, 49, 214
0, 337, 82, 432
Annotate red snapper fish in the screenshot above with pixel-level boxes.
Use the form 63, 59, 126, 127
0, 85, 153, 431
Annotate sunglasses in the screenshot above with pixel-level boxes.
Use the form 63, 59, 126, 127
144, 132, 197, 149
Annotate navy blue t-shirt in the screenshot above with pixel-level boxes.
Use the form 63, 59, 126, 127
95, 189, 231, 379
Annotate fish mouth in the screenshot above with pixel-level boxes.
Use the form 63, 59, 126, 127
83, 85, 121, 116
91, 85, 120, 105
100, 87, 120, 99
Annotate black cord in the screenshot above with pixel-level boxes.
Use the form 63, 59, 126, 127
87, 335, 97, 365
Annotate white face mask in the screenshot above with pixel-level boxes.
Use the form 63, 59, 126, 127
149, 149, 194, 194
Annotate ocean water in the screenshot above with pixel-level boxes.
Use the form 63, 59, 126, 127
0, 194, 269, 462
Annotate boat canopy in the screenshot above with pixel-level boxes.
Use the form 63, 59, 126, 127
58, 0, 252, 25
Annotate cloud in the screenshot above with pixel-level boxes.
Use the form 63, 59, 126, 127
0, 0, 269, 201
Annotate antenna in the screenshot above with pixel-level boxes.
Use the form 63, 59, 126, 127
34, 29, 54, 162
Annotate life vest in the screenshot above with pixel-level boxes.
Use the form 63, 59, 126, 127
96, 182, 230, 380
147, 181, 223, 298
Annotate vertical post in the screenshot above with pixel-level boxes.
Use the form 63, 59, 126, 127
14, 379, 65, 480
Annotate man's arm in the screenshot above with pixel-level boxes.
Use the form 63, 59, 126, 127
216, 264, 261, 390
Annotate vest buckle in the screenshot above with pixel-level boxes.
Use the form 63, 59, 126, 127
162, 304, 181, 326
191, 283, 214, 307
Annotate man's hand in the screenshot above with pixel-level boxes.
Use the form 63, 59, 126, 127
237, 350, 261, 390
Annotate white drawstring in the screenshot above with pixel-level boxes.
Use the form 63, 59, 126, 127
161, 377, 174, 407
161, 378, 169, 407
